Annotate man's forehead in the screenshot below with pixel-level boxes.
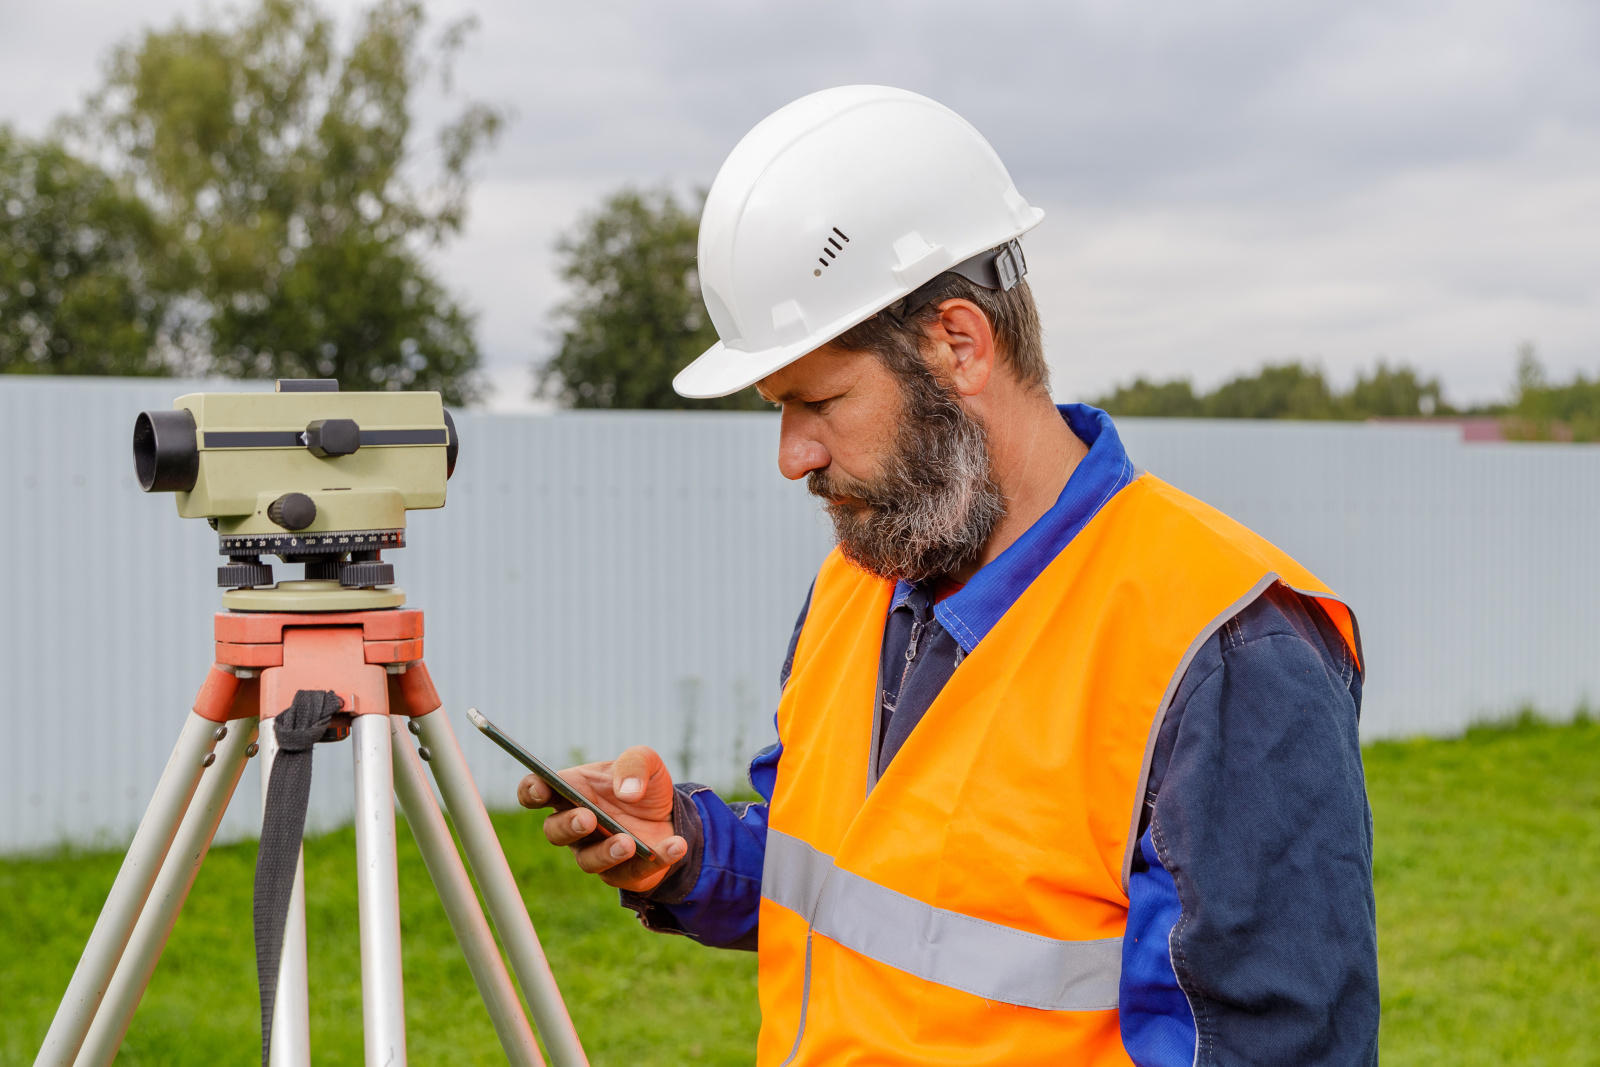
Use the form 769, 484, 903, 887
757, 343, 874, 401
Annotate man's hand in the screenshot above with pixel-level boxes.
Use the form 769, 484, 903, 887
516, 745, 688, 893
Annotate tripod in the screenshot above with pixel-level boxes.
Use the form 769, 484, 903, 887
33, 603, 588, 1067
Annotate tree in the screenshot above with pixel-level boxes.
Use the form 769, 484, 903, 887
1091, 376, 1203, 417
1506, 343, 1600, 442
1345, 360, 1447, 418
0, 127, 196, 375
1095, 359, 1451, 421
1204, 362, 1338, 419
540, 187, 766, 410
83, 0, 501, 403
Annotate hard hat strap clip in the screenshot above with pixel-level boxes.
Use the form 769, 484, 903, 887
990, 239, 1026, 291
886, 238, 1028, 323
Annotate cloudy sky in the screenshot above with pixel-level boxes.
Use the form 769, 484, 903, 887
6, 0, 1599, 409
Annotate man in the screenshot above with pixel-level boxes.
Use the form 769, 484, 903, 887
520, 86, 1378, 1065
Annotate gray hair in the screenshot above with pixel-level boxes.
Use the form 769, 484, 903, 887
834, 275, 1048, 391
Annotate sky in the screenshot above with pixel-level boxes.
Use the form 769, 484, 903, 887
4, 0, 1599, 410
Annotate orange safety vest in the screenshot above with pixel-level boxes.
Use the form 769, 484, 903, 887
757, 471, 1359, 1065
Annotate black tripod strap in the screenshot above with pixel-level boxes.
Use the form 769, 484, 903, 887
254, 690, 339, 1067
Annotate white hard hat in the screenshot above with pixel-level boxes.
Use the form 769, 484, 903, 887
673, 85, 1045, 399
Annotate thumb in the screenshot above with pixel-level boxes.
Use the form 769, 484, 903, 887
611, 745, 670, 803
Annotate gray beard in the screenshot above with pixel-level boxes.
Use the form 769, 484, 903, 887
808, 372, 1005, 584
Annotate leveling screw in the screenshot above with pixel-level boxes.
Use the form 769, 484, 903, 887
418, 746, 433, 762
213, 725, 228, 741
201, 753, 216, 768
408, 720, 421, 736
246, 743, 260, 758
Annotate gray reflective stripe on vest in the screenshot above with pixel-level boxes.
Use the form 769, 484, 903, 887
762, 829, 1122, 1012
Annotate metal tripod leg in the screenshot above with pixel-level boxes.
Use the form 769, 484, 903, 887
413, 709, 590, 1067
75, 718, 260, 1067
41, 609, 590, 1067
259, 716, 311, 1067
352, 713, 407, 1067
390, 717, 545, 1067
34, 712, 223, 1067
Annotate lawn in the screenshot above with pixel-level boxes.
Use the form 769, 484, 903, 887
0, 812, 758, 1066
2, 716, 1596, 1065
1367, 714, 1600, 1065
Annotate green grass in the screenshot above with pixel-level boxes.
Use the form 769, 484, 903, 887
2, 717, 1596, 1065
0, 812, 757, 1066
1369, 713, 1600, 1065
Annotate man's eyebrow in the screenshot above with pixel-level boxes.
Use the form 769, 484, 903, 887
759, 381, 847, 404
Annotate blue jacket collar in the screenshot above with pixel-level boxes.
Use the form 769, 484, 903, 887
891, 404, 1139, 652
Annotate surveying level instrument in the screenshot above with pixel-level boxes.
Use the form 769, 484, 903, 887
36, 380, 588, 1067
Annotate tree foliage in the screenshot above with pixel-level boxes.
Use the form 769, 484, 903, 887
540, 187, 765, 410
0, 128, 194, 375
1089, 376, 1205, 417
1095, 360, 1448, 421
80, 0, 502, 404
1206, 362, 1342, 419
1096, 349, 1600, 442
1505, 343, 1600, 442
0, 0, 498, 401
1345, 362, 1446, 418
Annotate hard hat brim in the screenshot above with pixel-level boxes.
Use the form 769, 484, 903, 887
672, 339, 818, 400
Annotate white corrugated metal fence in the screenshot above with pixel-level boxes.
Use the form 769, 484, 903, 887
1, 377, 1596, 852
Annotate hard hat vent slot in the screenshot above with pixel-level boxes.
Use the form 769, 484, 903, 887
815, 227, 850, 274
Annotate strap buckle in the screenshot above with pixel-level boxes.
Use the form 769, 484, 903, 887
991, 238, 1025, 292
884, 237, 1030, 322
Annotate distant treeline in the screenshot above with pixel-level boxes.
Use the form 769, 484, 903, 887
1093, 346, 1600, 442
1093, 361, 1446, 421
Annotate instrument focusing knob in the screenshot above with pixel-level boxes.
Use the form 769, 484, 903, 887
267, 493, 317, 531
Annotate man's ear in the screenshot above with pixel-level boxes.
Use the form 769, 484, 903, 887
930, 299, 995, 398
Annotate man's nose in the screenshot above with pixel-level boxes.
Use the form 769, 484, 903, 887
777, 410, 831, 481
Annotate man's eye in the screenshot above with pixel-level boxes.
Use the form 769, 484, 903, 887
805, 397, 837, 414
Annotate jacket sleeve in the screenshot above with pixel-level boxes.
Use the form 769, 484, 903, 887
618, 583, 813, 949
1119, 584, 1379, 1066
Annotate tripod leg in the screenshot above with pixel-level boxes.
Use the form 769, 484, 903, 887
75, 718, 259, 1067
390, 718, 545, 1067
413, 710, 590, 1067
35, 711, 221, 1067
352, 713, 407, 1067
259, 717, 311, 1067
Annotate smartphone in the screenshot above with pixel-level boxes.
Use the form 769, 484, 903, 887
465, 707, 656, 861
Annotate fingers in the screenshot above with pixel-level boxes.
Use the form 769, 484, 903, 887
520, 747, 685, 892
517, 768, 584, 812
571, 831, 639, 874
573, 833, 690, 890
610, 745, 671, 807
519, 749, 671, 812
542, 805, 598, 847
517, 773, 552, 809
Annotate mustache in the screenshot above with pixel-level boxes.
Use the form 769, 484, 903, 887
808, 466, 893, 509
